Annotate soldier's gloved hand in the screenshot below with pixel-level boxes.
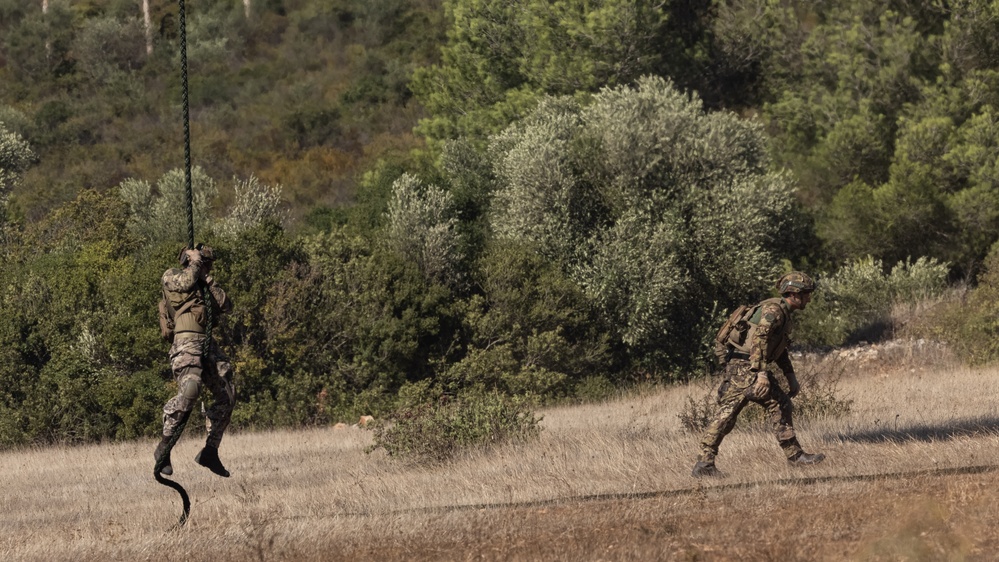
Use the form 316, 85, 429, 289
746, 371, 770, 399
786, 375, 800, 398
184, 249, 201, 264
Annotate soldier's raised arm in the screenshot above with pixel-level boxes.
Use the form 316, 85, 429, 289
162, 249, 204, 292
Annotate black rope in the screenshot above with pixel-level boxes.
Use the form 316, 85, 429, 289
180, 0, 194, 249
154, 411, 192, 528
153, 0, 200, 529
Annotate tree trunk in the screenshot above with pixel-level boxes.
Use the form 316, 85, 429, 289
42, 0, 50, 56
142, 0, 153, 54
244, 0, 251, 19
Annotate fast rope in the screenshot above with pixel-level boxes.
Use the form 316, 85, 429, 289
152, 0, 215, 529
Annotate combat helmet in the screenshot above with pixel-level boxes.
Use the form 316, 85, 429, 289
776, 271, 816, 295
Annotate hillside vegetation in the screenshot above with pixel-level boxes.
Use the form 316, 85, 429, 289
1, 0, 998, 448
0, 0, 443, 219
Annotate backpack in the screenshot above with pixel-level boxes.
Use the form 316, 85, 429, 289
713, 298, 791, 364
158, 290, 197, 343
713, 304, 755, 363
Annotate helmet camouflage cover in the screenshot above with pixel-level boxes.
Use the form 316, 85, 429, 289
776, 271, 816, 295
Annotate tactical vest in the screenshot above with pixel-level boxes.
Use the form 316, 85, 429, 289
163, 273, 208, 335
718, 297, 792, 364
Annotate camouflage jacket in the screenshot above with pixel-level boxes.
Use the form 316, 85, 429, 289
747, 297, 794, 374
161, 256, 232, 336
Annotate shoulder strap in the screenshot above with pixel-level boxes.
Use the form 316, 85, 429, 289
746, 297, 785, 326
163, 288, 197, 320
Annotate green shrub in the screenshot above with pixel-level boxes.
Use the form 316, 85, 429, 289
370, 390, 541, 464
0, 122, 33, 193
573, 375, 616, 403
937, 244, 999, 365
384, 173, 464, 288
795, 256, 950, 347
118, 167, 218, 246
444, 240, 612, 397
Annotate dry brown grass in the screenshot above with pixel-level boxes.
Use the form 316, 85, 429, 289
3, 344, 999, 561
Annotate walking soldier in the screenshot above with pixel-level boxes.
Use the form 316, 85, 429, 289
692, 271, 825, 477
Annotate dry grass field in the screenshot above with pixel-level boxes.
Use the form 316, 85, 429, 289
4, 341, 999, 561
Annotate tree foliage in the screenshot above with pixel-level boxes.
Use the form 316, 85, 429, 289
385, 172, 465, 288
0, 122, 33, 195
483, 77, 800, 372
118, 167, 217, 245
411, 0, 691, 144
3, 0, 999, 452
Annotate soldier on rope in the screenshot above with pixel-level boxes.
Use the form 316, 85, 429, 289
154, 245, 235, 477
691, 272, 826, 477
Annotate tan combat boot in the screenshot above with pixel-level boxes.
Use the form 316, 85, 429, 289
788, 451, 825, 465
691, 461, 721, 477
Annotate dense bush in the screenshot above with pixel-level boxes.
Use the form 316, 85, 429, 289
442, 240, 613, 397
118, 167, 218, 245
385, 173, 464, 288
0, 189, 169, 446
370, 387, 541, 464
0, 122, 33, 195
936, 243, 999, 365
481, 77, 802, 375
795, 256, 950, 347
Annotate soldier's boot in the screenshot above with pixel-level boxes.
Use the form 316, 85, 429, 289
153, 436, 173, 476
195, 445, 230, 477
788, 451, 826, 465
691, 461, 721, 478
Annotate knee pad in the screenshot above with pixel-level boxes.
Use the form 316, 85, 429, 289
180, 376, 201, 401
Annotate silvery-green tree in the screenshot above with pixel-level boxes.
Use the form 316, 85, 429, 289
488, 76, 800, 371
0, 123, 33, 196
118, 167, 218, 246
385, 173, 465, 288
215, 175, 287, 241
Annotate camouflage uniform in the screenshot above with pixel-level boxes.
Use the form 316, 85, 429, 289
693, 271, 822, 475
696, 298, 803, 464
161, 254, 234, 448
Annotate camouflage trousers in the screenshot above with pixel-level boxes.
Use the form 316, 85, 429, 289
696, 359, 802, 464
162, 334, 235, 448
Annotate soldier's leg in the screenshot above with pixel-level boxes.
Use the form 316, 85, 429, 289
697, 367, 754, 464
757, 381, 803, 460
162, 365, 203, 438
201, 357, 234, 448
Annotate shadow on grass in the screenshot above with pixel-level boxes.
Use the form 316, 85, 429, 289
831, 416, 999, 444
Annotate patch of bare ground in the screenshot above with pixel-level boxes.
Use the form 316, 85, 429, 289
332, 471, 999, 561
2, 340, 997, 561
